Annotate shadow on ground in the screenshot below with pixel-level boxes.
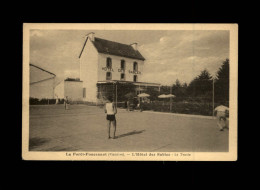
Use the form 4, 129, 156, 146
116, 130, 145, 139
29, 137, 49, 150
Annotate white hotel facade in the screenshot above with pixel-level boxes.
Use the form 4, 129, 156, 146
78, 32, 160, 103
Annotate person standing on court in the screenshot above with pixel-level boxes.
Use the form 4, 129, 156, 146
64, 96, 69, 110
55, 94, 59, 104
104, 96, 117, 139
214, 104, 229, 131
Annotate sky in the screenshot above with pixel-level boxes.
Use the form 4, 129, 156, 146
30, 30, 229, 85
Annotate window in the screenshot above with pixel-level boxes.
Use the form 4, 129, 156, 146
106, 72, 112, 80
106, 57, 112, 69
133, 75, 138, 82
121, 60, 125, 70
120, 73, 125, 80
83, 88, 86, 98
133, 62, 138, 72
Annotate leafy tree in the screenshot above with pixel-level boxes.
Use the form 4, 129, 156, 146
172, 79, 188, 100
116, 83, 136, 102
160, 85, 171, 95
146, 87, 160, 101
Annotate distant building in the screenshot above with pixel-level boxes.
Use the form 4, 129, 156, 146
79, 32, 160, 102
30, 64, 56, 99
54, 78, 83, 101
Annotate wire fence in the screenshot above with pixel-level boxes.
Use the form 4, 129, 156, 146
95, 82, 229, 116
30, 80, 229, 117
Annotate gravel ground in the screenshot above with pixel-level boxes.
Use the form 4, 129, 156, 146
29, 104, 228, 152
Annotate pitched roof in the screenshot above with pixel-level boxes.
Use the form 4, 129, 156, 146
79, 37, 145, 61
30, 63, 56, 84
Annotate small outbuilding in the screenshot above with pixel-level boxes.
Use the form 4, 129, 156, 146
54, 78, 83, 102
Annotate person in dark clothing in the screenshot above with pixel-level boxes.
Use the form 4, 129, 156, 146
125, 100, 127, 110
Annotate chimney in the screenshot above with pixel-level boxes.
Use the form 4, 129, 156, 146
130, 42, 138, 51
87, 32, 95, 42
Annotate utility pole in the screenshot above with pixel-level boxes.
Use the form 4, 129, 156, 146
170, 86, 172, 112
212, 78, 214, 117
115, 82, 118, 108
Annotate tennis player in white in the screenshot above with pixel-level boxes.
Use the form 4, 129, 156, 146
104, 96, 117, 139
214, 104, 229, 131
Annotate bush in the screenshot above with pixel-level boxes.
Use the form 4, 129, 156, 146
82, 101, 104, 106
116, 102, 126, 108
30, 98, 57, 105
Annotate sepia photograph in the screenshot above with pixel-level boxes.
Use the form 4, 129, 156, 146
22, 24, 238, 161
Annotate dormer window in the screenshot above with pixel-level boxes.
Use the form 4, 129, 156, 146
106, 72, 112, 80
106, 57, 112, 69
133, 62, 138, 72
121, 60, 125, 70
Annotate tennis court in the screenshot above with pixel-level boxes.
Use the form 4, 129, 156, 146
29, 104, 228, 152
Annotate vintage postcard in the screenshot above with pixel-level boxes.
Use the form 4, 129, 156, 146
22, 23, 238, 161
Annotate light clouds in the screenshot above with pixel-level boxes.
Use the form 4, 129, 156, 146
64, 69, 79, 78
30, 30, 229, 86
140, 30, 229, 85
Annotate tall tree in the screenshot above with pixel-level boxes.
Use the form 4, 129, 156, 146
215, 59, 229, 103
187, 69, 213, 100
183, 82, 188, 88
175, 79, 181, 88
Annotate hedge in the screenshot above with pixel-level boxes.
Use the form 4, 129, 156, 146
141, 101, 222, 116
30, 98, 57, 105
30, 98, 222, 116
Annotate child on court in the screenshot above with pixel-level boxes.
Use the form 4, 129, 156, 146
104, 96, 117, 139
